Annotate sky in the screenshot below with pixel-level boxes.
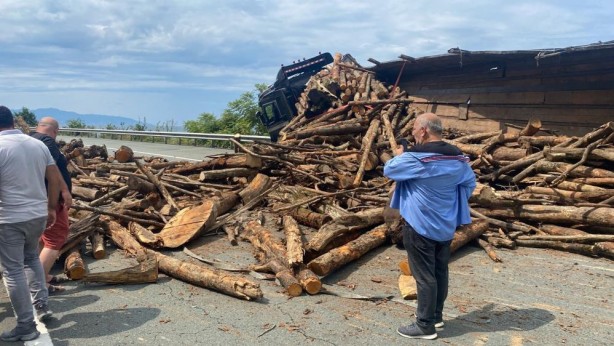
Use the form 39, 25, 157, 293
1, 0, 612, 125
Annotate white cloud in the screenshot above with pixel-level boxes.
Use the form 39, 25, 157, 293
0, 0, 612, 122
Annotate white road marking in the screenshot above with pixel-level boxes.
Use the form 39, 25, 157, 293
24, 318, 53, 346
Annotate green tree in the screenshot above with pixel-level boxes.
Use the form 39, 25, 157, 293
66, 118, 87, 128
131, 117, 147, 131
184, 112, 222, 133
13, 107, 37, 126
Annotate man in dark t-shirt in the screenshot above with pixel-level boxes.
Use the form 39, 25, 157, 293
31, 117, 72, 293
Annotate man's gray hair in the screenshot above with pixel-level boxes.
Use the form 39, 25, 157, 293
418, 116, 443, 136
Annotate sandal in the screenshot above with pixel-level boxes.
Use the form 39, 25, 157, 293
48, 285, 66, 295
48, 275, 68, 285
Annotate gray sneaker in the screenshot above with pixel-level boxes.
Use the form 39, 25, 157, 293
0, 323, 40, 342
397, 322, 437, 340
413, 312, 445, 328
35, 303, 53, 321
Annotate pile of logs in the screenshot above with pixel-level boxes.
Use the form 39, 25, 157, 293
56, 54, 613, 301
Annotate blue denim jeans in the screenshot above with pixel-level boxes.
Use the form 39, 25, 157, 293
402, 223, 451, 330
0, 217, 48, 325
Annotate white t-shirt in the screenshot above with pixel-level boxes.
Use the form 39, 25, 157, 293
0, 129, 56, 223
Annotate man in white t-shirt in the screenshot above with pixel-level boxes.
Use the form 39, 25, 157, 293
0, 105, 62, 342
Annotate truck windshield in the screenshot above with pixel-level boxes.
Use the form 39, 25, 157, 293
263, 102, 279, 124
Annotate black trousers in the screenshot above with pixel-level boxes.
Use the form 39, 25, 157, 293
402, 223, 452, 330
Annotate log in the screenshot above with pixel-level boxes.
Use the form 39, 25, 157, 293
477, 238, 502, 262
71, 203, 166, 228
64, 246, 86, 280
515, 239, 598, 257
473, 205, 614, 227
307, 224, 388, 276
306, 208, 384, 253
450, 220, 490, 253
135, 160, 179, 212
90, 185, 130, 207
293, 121, 367, 139
127, 176, 157, 193
157, 200, 218, 248
524, 186, 614, 202
244, 222, 303, 296
287, 207, 332, 229
398, 275, 418, 300
516, 234, 614, 243
296, 265, 322, 295
90, 231, 106, 259
199, 168, 256, 181
283, 216, 303, 267
115, 145, 134, 163
106, 219, 148, 262
82, 256, 158, 284
534, 161, 614, 178
594, 242, 614, 259
129, 222, 163, 248
108, 218, 262, 300
157, 253, 263, 300
171, 153, 262, 175
353, 118, 380, 187
72, 186, 104, 201
239, 173, 272, 204
60, 214, 100, 257
540, 224, 589, 236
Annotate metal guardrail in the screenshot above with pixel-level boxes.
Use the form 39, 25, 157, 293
56, 128, 271, 143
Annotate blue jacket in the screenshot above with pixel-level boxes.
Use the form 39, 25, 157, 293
383, 151, 476, 241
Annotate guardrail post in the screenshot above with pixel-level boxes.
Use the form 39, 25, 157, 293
233, 133, 242, 153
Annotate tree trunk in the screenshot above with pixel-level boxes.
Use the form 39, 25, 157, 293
450, 220, 490, 253
307, 224, 388, 276
82, 256, 158, 284
72, 186, 104, 201
115, 145, 134, 163
473, 205, 614, 227
288, 207, 332, 229
90, 231, 106, 259
239, 173, 272, 204
199, 168, 256, 181
283, 216, 303, 267
171, 154, 262, 175
64, 246, 86, 280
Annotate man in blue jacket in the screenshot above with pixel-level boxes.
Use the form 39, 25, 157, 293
384, 113, 476, 340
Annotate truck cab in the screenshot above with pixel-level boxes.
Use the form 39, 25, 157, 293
257, 52, 333, 141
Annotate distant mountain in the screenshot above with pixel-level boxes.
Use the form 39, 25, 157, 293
31, 108, 144, 129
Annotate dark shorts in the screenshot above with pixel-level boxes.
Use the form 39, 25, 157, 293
41, 204, 69, 250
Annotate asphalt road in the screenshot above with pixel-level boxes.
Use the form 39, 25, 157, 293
0, 137, 612, 345
56, 135, 232, 161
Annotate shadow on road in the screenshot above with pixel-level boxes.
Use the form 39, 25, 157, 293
47, 307, 161, 345
440, 303, 555, 337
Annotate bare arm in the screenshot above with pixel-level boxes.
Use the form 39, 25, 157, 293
45, 164, 62, 227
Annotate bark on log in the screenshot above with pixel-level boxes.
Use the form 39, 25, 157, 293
540, 224, 589, 236
109, 218, 262, 300
199, 168, 256, 181
534, 161, 614, 178
283, 216, 303, 267
594, 242, 614, 259
515, 239, 597, 257
239, 173, 272, 204
524, 186, 614, 202
473, 205, 614, 227
297, 265, 322, 295
307, 224, 388, 276
115, 145, 134, 163
450, 220, 490, 253
353, 118, 380, 187
127, 176, 157, 193
135, 160, 179, 212
90, 231, 106, 259
129, 222, 164, 248
90, 186, 130, 207
171, 154, 263, 175
64, 246, 86, 280
72, 186, 104, 201
287, 207, 332, 229
477, 238, 502, 262
82, 256, 158, 284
